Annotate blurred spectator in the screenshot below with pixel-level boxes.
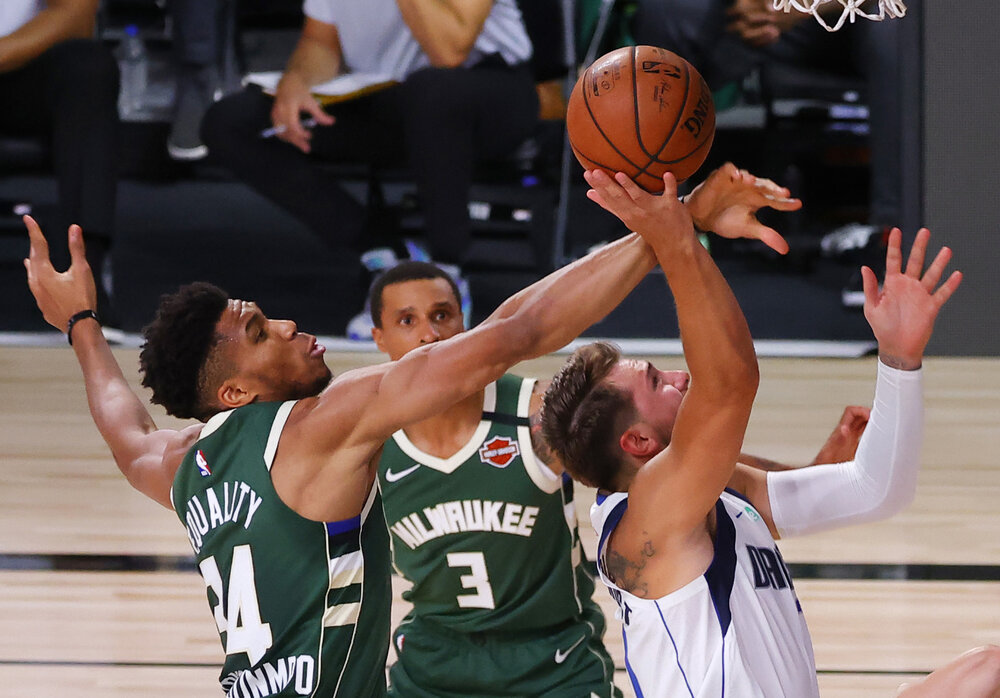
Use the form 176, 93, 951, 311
0, 0, 120, 323
201, 0, 539, 332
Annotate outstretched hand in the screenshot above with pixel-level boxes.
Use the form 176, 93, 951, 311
864, 228, 962, 370
584, 169, 694, 251
810, 405, 870, 465
22, 215, 98, 333
684, 162, 801, 255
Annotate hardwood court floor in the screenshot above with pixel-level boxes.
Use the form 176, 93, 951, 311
1, 346, 998, 696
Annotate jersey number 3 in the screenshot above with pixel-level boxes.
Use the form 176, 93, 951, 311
200, 545, 274, 664
447, 551, 496, 609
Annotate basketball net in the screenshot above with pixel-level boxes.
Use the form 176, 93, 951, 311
772, 0, 906, 32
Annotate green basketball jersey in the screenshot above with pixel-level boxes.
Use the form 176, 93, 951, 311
378, 374, 605, 636
172, 400, 391, 698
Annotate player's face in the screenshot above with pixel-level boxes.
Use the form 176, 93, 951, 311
372, 278, 465, 361
216, 299, 332, 401
606, 359, 689, 447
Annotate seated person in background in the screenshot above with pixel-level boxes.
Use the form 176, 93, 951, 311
201, 0, 540, 333
634, 0, 903, 305
0, 0, 119, 323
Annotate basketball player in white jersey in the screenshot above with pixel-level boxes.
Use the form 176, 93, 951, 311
542, 169, 1000, 697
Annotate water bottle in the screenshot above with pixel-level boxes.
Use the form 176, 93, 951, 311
117, 24, 148, 119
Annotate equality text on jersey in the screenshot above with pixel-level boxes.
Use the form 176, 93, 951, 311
181, 480, 265, 554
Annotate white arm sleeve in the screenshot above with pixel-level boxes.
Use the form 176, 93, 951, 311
767, 361, 924, 538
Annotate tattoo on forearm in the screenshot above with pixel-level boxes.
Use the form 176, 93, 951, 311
605, 537, 655, 596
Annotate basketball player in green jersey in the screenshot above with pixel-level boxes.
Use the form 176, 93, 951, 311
370, 260, 619, 697
368, 260, 872, 698
22, 163, 797, 697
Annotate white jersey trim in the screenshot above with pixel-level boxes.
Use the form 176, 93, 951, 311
391, 382, 497, 474
263, 400, 297, 472
517, 378, 561, 494
199, 408, 234, 440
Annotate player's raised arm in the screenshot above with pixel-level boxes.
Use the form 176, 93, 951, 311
742, 229, 961, 539
590, 170, 759, 541
341, 230, 659, 444
23, 216, 188, 508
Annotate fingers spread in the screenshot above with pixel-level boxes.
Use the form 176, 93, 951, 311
884, 228, 903, 276
904, 228, 930, 278
921, 245, 952, 291
932, 270, 963, 307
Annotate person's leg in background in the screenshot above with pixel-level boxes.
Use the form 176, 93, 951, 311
400, 59, 538, 267
168, 0, 236, 160
202, 85, 410, 332
36, 39, 120, 323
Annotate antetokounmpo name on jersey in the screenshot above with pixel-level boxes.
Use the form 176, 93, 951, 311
390, 500, 540, 549
181, 480, 264, 554
223, 654, 316, 697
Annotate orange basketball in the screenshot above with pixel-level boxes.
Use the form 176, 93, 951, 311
566, 45, 716, 191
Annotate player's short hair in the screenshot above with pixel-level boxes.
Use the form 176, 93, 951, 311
139, 282, 231, 421
369, 261, 461, 328
541, 342, 636, 491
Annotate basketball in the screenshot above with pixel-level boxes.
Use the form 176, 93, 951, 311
566, 45, 716, 191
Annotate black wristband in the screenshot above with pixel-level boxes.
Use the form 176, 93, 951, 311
67, 309, 100, 346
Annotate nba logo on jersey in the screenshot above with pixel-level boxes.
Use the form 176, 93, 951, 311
478, 436, 519, 468
195, 449, 211, 477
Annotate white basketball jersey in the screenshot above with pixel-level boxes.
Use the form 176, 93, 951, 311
592, 489, 820, 698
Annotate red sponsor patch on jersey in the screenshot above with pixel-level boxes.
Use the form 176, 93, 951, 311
478, 436, 520, 468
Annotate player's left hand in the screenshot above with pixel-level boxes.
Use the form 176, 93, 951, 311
23, 215, 98, 333
684, 162, 800, 255
864, 227, 962, 370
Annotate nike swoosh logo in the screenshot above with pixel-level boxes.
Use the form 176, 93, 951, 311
735, 511, 743, 518
554, 635, 585, 664
385, 464, 421, 483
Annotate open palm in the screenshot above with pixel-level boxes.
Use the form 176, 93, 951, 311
863, 228, 962, 369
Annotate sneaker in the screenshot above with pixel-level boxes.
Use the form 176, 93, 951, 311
167, 66, 216, 161
820, 223, 884, 258
346, 247, 400, 340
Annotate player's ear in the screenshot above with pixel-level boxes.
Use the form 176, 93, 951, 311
619, 425, 660, 458
372, 326, 386, 352
218, 379, 255, 409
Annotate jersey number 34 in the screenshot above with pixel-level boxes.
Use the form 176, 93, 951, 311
200, 545, 274, 664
